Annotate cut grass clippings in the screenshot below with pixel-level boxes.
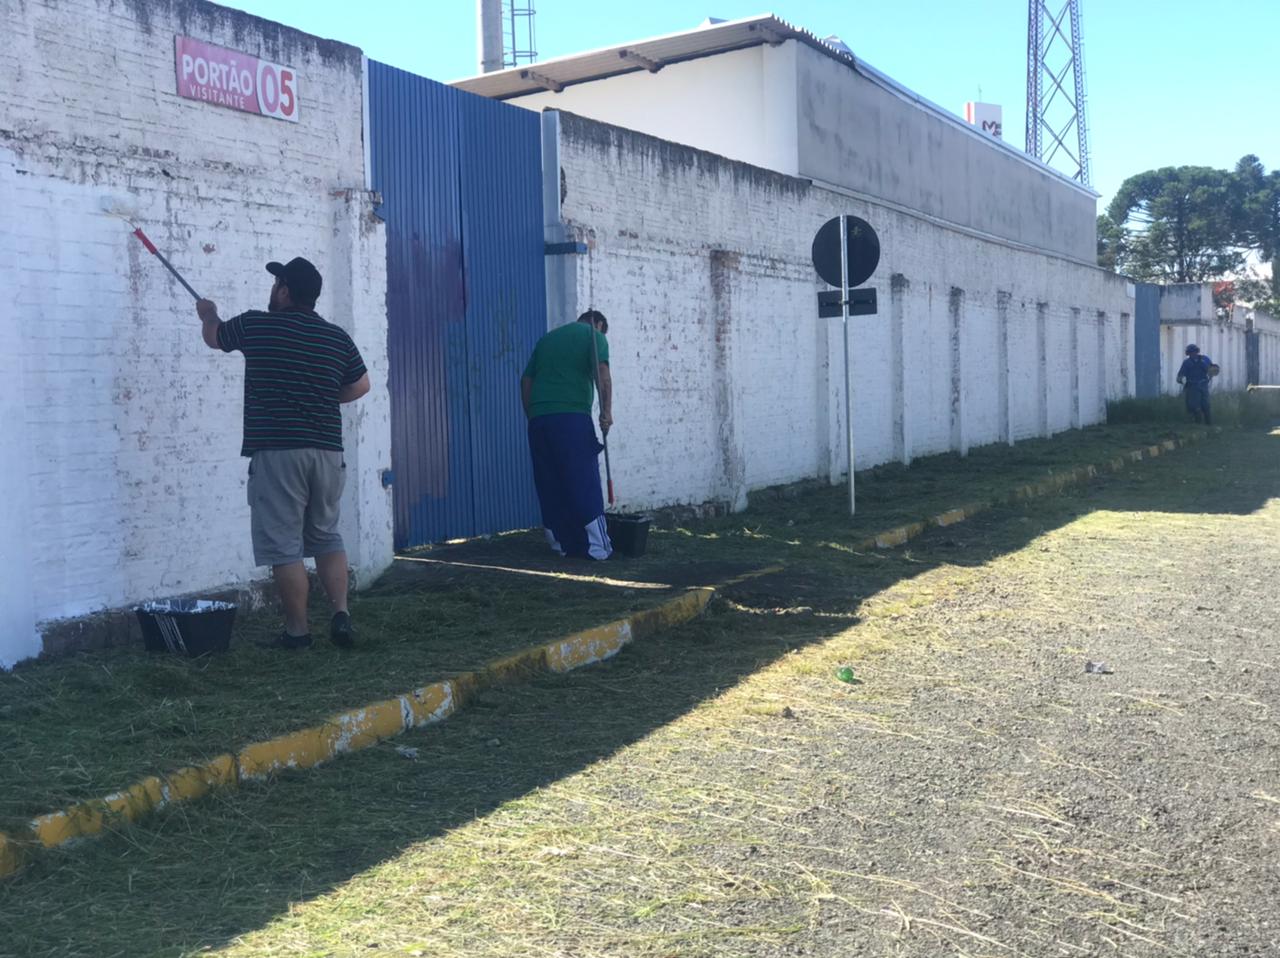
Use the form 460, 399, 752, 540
0, 569, 681, 834
4, 426, 1275, 957
0, 420, 1216, 839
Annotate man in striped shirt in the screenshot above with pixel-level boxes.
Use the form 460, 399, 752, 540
196, 257, 371, 650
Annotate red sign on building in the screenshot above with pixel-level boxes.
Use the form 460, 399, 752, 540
174, 36, 299, 123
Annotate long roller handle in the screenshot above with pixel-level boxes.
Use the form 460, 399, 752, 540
589, 322, 615, 505
602, 439, 614, 506
132, 228, 201, 301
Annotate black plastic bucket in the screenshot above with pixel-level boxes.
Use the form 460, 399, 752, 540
606, 513, 651, 557
136, 599, 237, 657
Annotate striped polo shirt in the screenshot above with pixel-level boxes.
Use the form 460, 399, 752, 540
218, 309, 367, 456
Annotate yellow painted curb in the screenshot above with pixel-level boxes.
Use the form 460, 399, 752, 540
0, 832, 25, 877
547, 620, 632, 673
0, 582, 722, 880
878, 520, 927, 548
631, 586, 715, 639
164, 755, 237, 804
401, 680, 457, 729
933, 508, 967, 527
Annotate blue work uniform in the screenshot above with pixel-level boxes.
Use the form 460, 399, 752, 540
1176, 354, 1213, 424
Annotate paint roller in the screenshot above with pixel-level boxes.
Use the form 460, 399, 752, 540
99, 195, 202, 301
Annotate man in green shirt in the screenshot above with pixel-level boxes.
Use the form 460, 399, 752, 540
521, 310, 613, 559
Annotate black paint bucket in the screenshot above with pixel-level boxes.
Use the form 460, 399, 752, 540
606, 513, 651, 557
136, 599, 237, 657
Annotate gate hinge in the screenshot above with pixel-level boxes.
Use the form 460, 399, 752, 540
544, 241, 587, 255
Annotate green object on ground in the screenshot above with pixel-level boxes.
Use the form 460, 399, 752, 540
835, 666, 856, 683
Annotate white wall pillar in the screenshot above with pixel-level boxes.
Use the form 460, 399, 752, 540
891, 273, 912, 463
0, 311, 39, 668
331, 188, 393, 588
1036, 302, 1049, 436
949, 287, 966, 454
997, 290, 1012, 444
1095, 310, 1107, 419
1, 153, 41, 667
1069, 307, 1082, 429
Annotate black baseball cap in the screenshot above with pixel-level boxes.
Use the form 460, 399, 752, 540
267, 257, 323, 304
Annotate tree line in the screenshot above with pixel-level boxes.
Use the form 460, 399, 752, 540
1099, 155, 1279, 311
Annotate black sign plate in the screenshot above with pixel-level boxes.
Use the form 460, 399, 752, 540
817, 287, 878, 318
811, 216, 880, 289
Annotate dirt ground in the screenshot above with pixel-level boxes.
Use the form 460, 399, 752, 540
3, 429, 1278, 957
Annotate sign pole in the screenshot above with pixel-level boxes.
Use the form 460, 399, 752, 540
840, 215, 855, 517
810, 212, 878, 520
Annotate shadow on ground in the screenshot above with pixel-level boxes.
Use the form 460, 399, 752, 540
2, 428, 1277, 956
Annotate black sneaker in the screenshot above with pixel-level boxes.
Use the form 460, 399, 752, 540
257, 631, 313, 650
330, 611, 355, 649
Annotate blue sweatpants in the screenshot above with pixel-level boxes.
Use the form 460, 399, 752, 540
527, 413, 612, 559
1184, 383, 1211, 424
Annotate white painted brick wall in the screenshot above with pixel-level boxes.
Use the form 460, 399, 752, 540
1158, 314, 1277, 395
552, 113, 1135, 514
0, 0, 391, 667
1151, 286, 1280, 396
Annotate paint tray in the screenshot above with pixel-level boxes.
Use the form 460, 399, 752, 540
136, 599, 237, 657
606, 513, 651, 557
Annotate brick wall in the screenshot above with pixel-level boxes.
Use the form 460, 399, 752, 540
0, 0, 391, 667
550, 112, 1136, 514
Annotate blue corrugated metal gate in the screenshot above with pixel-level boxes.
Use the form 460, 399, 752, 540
1133, 282, 1162, 398
368, 61, 545, 549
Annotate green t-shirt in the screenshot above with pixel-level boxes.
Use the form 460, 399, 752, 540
522, 321, 609, 419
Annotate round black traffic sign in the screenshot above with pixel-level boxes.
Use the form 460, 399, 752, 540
811, 216, 880, 288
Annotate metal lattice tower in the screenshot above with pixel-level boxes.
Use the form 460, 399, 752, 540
1026, 0, 1091, 186
503, 1, 537, 68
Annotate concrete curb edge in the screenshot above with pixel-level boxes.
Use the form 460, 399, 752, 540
0, 573, 784, 880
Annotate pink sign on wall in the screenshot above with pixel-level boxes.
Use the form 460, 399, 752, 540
174, 36, 299, 123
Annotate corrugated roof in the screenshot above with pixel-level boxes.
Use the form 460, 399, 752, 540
450, 13, 1097, 198
451, 14, 847, 99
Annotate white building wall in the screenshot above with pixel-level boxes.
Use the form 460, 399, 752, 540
511, 43, 800, 176
795, 45, 1099, 263
551, 114, 1134, 514
0, 0, 392, 667
507, 38, 1094, 263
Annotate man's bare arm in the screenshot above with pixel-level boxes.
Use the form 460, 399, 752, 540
339, 373, 371, 404
196, 299, 222, 350
596, 363, 612, 434
521, 375, 534, 416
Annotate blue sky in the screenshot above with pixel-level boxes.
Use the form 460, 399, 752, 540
233, 0, 1278, 209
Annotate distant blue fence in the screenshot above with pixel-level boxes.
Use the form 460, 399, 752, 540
1133, 282, 1161, 398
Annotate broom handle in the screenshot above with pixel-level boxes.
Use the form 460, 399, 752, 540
133, 228, 201, 301
589, 324, 614, 505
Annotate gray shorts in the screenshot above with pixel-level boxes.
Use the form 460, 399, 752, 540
247, 449, 346, 566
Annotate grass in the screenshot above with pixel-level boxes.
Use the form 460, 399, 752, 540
651, 421, 1215, 568
1108, 388, 1279, 429
0, 567, 680, 832
0, 419, 1218, 836
3, 427, 1276, 957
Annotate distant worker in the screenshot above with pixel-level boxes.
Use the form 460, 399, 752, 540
1176, 343, 1218, 425
196, 257, 371, 650
521, 310, 614, 560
